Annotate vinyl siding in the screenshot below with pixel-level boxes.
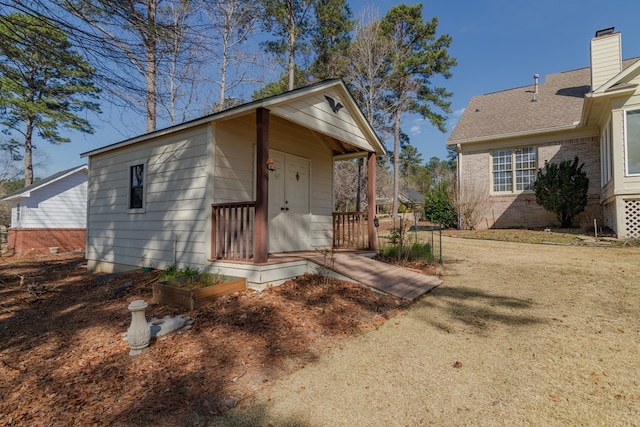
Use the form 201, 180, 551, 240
270, 89, 370, 151
590, 33, 622, 90
14, 170, 87, 229
87, 125, 209, 271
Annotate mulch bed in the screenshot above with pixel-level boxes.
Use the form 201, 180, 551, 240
0, 253, 412, 426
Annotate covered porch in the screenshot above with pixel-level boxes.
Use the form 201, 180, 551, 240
209, 95, 384, 264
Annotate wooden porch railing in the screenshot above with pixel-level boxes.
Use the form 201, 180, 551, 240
211, 202, 255, 260
333, 211, 369, 249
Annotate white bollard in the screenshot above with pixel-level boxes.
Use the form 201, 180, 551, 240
127, 300, 151, 356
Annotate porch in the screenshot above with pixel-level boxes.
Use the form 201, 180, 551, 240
208, 249, 442, 301
210, 203, 372, 261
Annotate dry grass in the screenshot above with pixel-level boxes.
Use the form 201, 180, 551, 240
441, 227, 613, 245
219, 235, 640, 426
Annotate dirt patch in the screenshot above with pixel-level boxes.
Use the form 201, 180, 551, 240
0, 253, 409, 426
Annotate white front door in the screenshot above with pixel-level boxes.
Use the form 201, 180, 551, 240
268, 151, 310, 252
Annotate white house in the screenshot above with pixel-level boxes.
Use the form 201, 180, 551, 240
2, 164, 88, 254
81, 80, 386, 285
448, 29, 640, 238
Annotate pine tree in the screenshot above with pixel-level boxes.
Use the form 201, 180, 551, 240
309, 0, 353, 81
260, 0, 314, 91
380, 4, 456, 224
0, 12, 100, 186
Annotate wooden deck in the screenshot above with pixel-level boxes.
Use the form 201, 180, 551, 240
303, 252, 443, 300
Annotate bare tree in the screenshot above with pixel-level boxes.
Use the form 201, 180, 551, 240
345, 7, 394, 211
203, 0, 262, 112
451, 179, 489, 230
346, 7, 394, 132
156, 1, 204, 125
333, 160, 359, 211
55, 0, 173, 132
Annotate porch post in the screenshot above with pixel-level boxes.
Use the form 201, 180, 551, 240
367, 152, 377, 252
254, 108, 270, 263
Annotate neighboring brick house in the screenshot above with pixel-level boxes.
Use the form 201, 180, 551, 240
447, 29, 640, 238
2, 165, 87, 255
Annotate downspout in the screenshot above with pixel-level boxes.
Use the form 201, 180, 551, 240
173, 232, 177, 265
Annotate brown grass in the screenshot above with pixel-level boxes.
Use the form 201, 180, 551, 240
218, 234, 640, 426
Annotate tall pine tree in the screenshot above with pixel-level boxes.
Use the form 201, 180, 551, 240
380, 4, 456, 224
0, 12, 100, 186
309, 0, 353, 81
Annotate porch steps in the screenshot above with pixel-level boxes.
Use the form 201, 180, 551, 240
304, 252, 443, 301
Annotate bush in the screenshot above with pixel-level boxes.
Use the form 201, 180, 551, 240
159, 264, 200, 281
533, 157, 589, 228
424, 181, 456, 227
380, 242, 433, 262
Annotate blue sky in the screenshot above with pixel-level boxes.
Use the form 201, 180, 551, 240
34, 0, 640, 176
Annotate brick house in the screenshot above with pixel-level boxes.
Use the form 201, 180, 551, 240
447, 29, 640, 238
2, 165, 87, 255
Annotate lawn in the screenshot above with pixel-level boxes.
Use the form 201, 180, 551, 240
2, 231, 639, 426
217, 234, 640, 426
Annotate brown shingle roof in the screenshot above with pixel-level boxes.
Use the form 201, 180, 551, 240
448, 58, 639, 144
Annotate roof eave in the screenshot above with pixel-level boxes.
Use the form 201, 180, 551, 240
2, 193, 29, 202
0, 164, 87, 201
447, 123, 583, 146
82, 80, 386, 158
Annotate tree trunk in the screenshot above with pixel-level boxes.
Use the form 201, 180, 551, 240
24, 116, 34, 187
392, 108, 401, 225
355, 158, 362, 211
146, 0, 158, 132
287, 0, 295, 91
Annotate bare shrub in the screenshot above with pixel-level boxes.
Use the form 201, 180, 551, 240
451, 180, 490, 230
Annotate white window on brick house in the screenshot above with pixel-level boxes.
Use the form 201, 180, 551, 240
491, 147, 537, 193
601, 119, 613, 185
15, 203, 21, 225
625, 109, 640, 176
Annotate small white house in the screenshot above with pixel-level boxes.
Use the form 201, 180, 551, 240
81, 80, 386, 285
2, 164, 88, 255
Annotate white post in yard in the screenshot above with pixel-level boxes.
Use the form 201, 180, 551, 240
127, 300, 151, 356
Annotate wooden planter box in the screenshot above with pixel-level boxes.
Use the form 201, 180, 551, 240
152, 276, 246, 310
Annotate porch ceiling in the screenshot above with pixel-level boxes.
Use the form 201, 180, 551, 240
316, 132, 366, 156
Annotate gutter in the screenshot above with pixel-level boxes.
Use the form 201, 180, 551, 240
447, 122, 584, 146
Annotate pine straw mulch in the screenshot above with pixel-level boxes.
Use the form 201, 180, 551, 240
0, 253, 412, 426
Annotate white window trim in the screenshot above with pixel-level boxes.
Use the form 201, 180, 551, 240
490, 147, 538, 195
127, 159, 148, 213
601, 118, 613, 186
15, 202, 22, 226
624, 108, 640, 177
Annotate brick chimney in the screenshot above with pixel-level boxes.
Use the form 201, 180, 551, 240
590, 28, 622, 91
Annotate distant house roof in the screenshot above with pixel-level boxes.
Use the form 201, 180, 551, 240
448, 58, 640, 145
400, 188, 425, 205
1, 164, 88, 201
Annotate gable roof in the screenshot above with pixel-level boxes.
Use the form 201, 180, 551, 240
82, 79, 386, 158
448, 58, 639, 145
1, 164, 88, 201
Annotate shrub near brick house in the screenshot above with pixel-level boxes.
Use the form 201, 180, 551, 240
424, 181, 456, 228
533, 157, 589, 228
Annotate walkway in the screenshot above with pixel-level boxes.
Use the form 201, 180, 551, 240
304, 252, 442, 300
